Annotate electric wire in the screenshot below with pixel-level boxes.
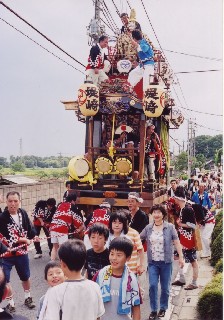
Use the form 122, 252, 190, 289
0, 1, 85, 68
163, 49, 222, 62
0, 17, 85, 74
102, 0, 119, 31
111, 0, 121, 16
126, 0, 132, 10
175, 69, 221, 74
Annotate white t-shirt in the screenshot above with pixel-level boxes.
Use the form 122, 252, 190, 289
43, 279, 105, 320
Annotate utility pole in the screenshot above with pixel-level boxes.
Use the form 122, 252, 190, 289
87, 0, 105, 45
187, 119, 196, 176
19, 138, 23, 162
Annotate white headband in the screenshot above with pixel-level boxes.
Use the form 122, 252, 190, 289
128, 194, 144, 203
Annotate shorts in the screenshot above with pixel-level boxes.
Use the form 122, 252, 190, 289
1, 254, 30, 283
174, 249, 197, 263
51, 231, 68, 245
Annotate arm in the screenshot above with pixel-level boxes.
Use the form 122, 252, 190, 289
173, 239, 184, 268
132, 305, 141, 320
136, 248, 145, 275
140, 226, 147, 241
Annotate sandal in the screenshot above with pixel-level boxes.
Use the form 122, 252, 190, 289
149, 311, 157, 319
158, 309, 166, 317
184, 284, 198, 290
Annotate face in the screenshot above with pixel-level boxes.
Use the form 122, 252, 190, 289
89, 232, 106, 253
127, 198, 138, 212
171, 181, 177, 190
121, 15, 129, 26
152, 209, 164, 224
100, 38, 109, 49
199, 185, 205, 192
109, 249, 128, 274
47, 267, 65, 287
112, 219, 124, 235
6, 194, 20, 215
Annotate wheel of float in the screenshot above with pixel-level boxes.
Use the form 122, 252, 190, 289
95, 156, 113, 174
114, 157, 132, 176
68, 156, 90, 180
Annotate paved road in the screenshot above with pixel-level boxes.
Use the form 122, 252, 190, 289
1, 242, 182, 320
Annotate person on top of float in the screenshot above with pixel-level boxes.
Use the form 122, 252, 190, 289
120, 10, 141, 34
86, 35, 110, 86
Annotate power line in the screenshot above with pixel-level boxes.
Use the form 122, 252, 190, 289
0, 1, 85, 68
163, 49, 222, 62
0, 17, 85, 74
192, 121, 222, 133
175, 69, 221, 74
180, 106, 222, 117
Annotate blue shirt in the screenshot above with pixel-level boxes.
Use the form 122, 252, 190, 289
137, 39, 154, 67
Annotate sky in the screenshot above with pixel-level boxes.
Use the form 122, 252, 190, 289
0, 0, 223, 159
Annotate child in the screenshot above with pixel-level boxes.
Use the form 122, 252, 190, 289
37, 261, 65, 320
94, 237, 141, 320
84, 223, 110, 280
107, 211, 145, 276
43, 240, 105, 320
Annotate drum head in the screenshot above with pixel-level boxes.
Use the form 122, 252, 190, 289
114, 157, 132, 175
73, 158, 89, 178
95, 157, 113, 174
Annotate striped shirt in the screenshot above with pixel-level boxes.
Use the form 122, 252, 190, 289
126, 227, 143, 274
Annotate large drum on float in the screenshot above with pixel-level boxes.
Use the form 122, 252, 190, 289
95, 156, 113, 175
114, 157, 132, 176
68, 156, 90, 181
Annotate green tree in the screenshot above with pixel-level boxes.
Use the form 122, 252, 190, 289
11, 161, 26, 172
174, 151, 188, 171
215, 148, 223, 166
194, 153, 206, 169
195, 134, 223, 159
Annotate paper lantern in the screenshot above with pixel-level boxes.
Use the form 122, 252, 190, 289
170, 107, 184, 127
117, 60, 132, 73
143, 85, 165, 117
78, 81, 99, 116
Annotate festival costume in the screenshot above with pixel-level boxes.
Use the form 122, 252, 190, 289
86, 44, 108, 86
192, 191, 212, 209
50, 202, 83, 244
128, 38, 154, 90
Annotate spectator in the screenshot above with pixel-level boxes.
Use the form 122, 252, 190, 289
189, 180, 199, 199
0, 191, 36, 313
43, 240, 105, 320
127, 192, 149, 234
37, 261, 65, 320
192, 183, 212, 209
140, 204, 184, 319
167, 179, 177, 197
63, 181, 71, 202
84, 224, 110, 280
94, 237, 141, 320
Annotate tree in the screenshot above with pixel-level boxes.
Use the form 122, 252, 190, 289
11, 161, 26, 172
174, 151, 188, 171
194, 153, 206, 169
0, 157, 7, 166
195, 135, 223, 159
215, 148, 223, 166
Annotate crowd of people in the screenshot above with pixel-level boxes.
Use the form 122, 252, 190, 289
0, 168, 222, 319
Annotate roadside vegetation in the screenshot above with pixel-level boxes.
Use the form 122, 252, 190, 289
197, 210, 223, 320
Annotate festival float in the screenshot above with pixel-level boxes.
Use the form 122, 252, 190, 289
61, 1, 184, 213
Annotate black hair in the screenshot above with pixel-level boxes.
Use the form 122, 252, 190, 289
46, 198, 56, 207
58, 240, 86, 271
44, 261, 62, 280
6, 191, 20, 200
99, 35, 108, 43
35, 200, 47, 211
88, 223, 109, 240
150, 204, 167, 217
193, 180, 199, 186
170, 179, 177, 183
117, 209, 131, 224
0, 268, 7, 303
108, 212, 129, 235
132, 30, 142, 41
65, 181, 71, 187
120, 12, 128, 18
174, 186, 186, 199
66, 193, 77, 202
109, 236, 133, 258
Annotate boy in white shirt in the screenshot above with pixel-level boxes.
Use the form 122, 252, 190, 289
43, 240, 105, 320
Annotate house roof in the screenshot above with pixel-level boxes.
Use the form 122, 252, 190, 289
1, 175, 38, 185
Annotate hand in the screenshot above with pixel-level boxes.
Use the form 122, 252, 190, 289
137, 265, 145, 276
25, 239, 31, 246
33, 236, 40, 242
179, 258, 185, 269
